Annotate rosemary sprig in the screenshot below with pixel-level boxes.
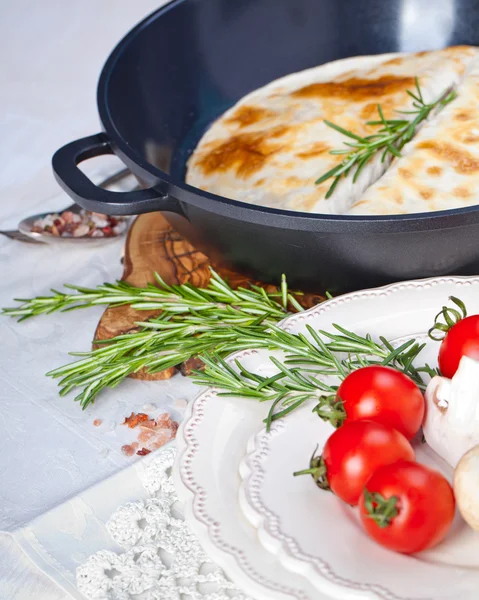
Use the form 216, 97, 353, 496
48, 320, 427, 411
47, 321, 274, 408
3, 269, 305, 408
316, 78, 457, 197
2, 269, 300, 320
193, 324, 430, 429
2, 271, 432, 422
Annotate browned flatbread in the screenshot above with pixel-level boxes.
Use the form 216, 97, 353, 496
187, 46, 478, 215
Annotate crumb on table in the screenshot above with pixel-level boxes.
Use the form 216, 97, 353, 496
120, 411, 179, 457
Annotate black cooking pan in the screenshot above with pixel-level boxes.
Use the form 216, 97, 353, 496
52, 0, 479, 294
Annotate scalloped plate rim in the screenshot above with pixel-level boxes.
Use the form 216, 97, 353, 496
175, 275, 479, 600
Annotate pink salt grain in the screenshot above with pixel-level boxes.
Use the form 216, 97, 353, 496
138, 430, 155, 444
148, 429, 173, 450
62, 211, 75, 223
121, 444, 135, 457
137, 448, 151, 456
93, 419, 103, 427
156, 413, 171, 427
121, 412, 179, 457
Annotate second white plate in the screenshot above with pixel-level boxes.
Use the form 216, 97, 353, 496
176, 276, 479, 600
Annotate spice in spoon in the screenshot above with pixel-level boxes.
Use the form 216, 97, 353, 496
31, 208, 128, 238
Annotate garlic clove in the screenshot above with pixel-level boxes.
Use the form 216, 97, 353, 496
427, 376, 451, 413
423, 376, 455, 465
423, 356, 479, 468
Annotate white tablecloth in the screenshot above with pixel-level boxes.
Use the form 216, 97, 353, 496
0, 1, 200, 597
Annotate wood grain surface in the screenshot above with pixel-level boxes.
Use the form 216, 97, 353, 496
95, 213, 324, 380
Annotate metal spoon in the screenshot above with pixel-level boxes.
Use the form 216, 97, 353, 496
1, 169, 136, 245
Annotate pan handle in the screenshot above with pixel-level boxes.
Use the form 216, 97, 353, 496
52, 132, 179, 215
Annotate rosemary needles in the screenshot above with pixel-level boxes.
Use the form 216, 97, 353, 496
2, 269, 431, 422
3, 269, 302, 408
193, 324, 432, 430
316, 78, 457, 197
2, 269, 300, 320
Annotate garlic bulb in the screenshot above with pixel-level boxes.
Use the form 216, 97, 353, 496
454, 445, 479, 531
423, 355, 479, 468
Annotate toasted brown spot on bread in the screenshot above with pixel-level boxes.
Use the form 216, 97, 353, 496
195, 126, 290, 178
226, 105, 274, 127
453, 187, 471, 198
270, 127, 290, 139
254, 178, 265, 187
362, 98, 398, 122
279, 176, 305, 188
351, 200, 368, 209
302, 189, 328, 212
291, 75, 414, 101
445, 45, 476, 55
463, 135, 479, 144
384, 56, 405, 66
336, 69, 355, 80
419, 189, 434, 200
360, 103, 379, 120
398, 168, 413, 180
427, 166, 443, 176
416, 141, 479, 174
454, 110, 474, 122
297, 142, 331, 159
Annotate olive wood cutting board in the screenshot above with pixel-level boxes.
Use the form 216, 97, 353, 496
95, 213, 325, 380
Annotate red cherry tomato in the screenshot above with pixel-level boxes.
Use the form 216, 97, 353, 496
438, 315, 479, 378
319, 421, 415, 506
336, 366, 424, 440
359, 461, 455, 554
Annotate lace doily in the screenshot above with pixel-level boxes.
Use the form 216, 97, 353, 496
76, 447, 252, 600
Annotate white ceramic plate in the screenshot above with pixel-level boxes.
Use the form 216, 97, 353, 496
175, 276, 479, 600
239, 396, 479, 600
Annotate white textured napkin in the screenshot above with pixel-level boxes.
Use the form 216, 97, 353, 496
12, 444, 251, 600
